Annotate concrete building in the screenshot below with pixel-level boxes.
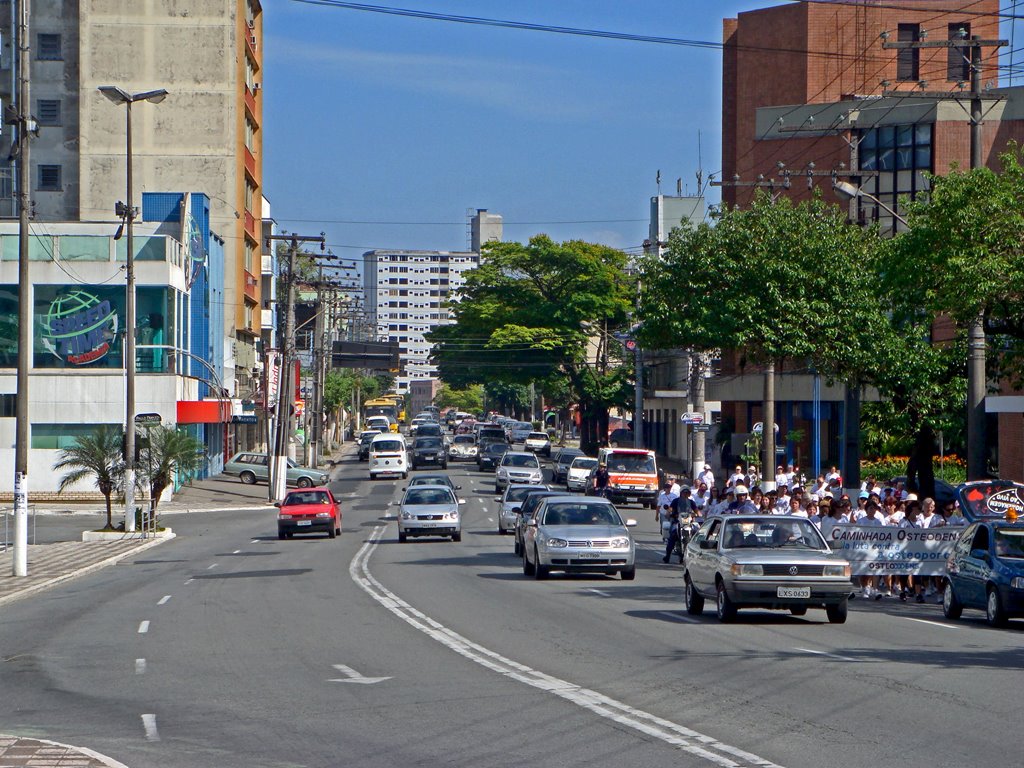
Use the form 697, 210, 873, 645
408, 379, 441, 419
471, 209, 503, 252
0, 0, 265, 426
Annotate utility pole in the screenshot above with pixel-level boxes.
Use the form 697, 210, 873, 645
689, 352, 707, 483
12, 0, 30, 577
266, 231, 324, 500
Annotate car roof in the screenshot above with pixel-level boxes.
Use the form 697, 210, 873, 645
539, 494, 613, 505
285, 486, 332, 495
601, 448, 650, 455
503, 451, 536, 458
371, 432, 405, 443
414, 473, 451, 482
403, 484, 456, 495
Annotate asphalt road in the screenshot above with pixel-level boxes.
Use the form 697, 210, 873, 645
2, 446, 1023, 768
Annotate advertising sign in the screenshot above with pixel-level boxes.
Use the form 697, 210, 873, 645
41, 289, 119, 365
825, 524, 960, 576
958, 480, 1024, 522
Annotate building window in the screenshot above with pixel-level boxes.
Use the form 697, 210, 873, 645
244, 240, 255, 273
947, 22, 971, 82
896, 24, 920, 81
244, 118, 257, 153
38, 164, 61, 191
244, 301, 255, 330
37, 99, 61, 126
244, 179, 256, 212
0, 393, 14, 417
37, 33, 62, 60
857, 123, 932, 227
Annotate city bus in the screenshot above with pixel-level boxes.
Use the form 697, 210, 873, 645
378, 393, 406, 423
363, 398, 400, 432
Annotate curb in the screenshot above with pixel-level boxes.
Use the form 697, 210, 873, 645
0, 536, 170, 609
28, 504, 275, 517
0, 735, 130, 768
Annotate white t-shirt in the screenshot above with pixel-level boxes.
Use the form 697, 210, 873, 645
775, 472, 788, 487
790, 508, 809, 519
920, 513, 943, 528
697, 469, 715, 488
728, 471, 745, 488
859, 514, 884, 527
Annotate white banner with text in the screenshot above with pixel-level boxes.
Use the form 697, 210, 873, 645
826, 525, 961, 576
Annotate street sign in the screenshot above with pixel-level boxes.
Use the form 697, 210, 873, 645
680, 412, 704, 425
134, 413, 161, 425
752, 422, 779, 434
693, 424, 711, 432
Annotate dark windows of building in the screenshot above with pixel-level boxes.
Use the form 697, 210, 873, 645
38, 165, 61, 191
857, 123, 932, 227
37, 33, 62, 60
947, 22, 971, 82
896, 23, 920, 81
37, 99, 61, 126
0, 393, 14, 417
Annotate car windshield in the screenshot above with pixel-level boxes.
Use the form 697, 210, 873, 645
454, 435, 474, 444
542, 503, 621, 526
571, 458, 598, 470
558, 451, 584, 464
994, 528, 1024, 558
410, 476, 449, 487
373, 440, 404, 452
415, 438, 443, 449
503, 454, 540, 468
606, 454, 655, 473
721, 519, 825, 550
486, 444, 508, 455
284, 491, 330, 506
528, 432, 548, 440
406, 488, 455, 505
506, 486, 535, 502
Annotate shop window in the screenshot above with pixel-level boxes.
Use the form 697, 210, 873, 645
32, 423, 120, 449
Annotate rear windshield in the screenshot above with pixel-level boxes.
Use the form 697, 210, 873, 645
995, 528, 1024, 558
571, 458, 598, 470
406, 489, 454, 505
506, 486, 536, 502
605, 453, 655, 473
415, 438, 443, 449
453, 435, 475, 444
528, 433, 548, 440
503, 454, 540, 468
485, 443, 509, 454
542, 503, 621, 526
372, 440, 404, 453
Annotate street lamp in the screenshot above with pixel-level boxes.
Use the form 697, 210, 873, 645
832, 180, 909, 227
98, 86, 168, 532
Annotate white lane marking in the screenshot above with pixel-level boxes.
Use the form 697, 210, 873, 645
250, 539, 260, 544
183, 579, 194, 585
793, 647, 855, 662
902, 617, 962, 630
233, 549, 242, 554
141, 713, 160, 742
328, 663, 392, 685
587, 588, 612, 597
207, 563, 218, 569
135, 658, 146, 675
659, 611, 698, 624
157, 595, 171, 606
137, 621, 150, 634
350, 526, 783, 768
487, 517, 494, 523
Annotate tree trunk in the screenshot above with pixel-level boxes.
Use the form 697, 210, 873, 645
104, 492, 113, 530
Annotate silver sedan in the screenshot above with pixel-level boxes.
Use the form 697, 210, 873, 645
395, 485, 465, 542
522, 496, 637, 580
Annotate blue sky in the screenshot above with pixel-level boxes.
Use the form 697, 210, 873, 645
262, 1, 1020, 264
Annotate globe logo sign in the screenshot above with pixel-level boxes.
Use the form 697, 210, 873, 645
41, 290, 119, 365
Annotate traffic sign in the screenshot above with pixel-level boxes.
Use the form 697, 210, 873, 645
752, 422, 779, 434
680, 412, 704, 425
623, 338, 637, 351
134, 413, 161, 425
693, 424, 710, 432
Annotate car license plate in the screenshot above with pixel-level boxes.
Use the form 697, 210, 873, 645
578, 552, 601, 559
426, 454, 435, 459
626, 497, 638, 503
296, 520, 312, 527
778, 586, 810, 599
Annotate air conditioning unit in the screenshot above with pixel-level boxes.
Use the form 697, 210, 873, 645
252, 82, 261, 91
249, 34, 257, 48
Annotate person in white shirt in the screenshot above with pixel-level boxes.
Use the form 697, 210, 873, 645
697, 464, 715, 490
857, 501, 884, 598
668, 476, 681, 496
693, 482, 710, 510
774, 465, 787, 488
774, 484, 791, 512
708, 489, 732, 516
853, 491, 870, 521
919, 497, 942, 528
656, 482, 678, 540
787, 496, 808, 518
825, 465, 841, 483
746, 464, 760, 488
728, 465, 745, 489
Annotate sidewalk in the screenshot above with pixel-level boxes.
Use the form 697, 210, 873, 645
0, 735, 129, 767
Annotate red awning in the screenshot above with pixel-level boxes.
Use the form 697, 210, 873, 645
177, 400, 231, 424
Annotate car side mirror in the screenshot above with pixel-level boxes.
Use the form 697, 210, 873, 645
526, 519, 537, 527
970, 548, 990, 561
273, 501, 280, 507
494, 497, 502, 502
458, 498, 467, 505
625, 519, 638, 528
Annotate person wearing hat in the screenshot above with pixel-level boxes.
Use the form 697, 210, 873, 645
727, 484, 757, 514
853, 490, 870, 521
697, 463, 715, 490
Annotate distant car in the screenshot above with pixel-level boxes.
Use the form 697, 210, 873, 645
566, 456, 599, 492
396, 485, 465, 542
276, 487, 341, 539
551, 448, 585, 483
943, 519, 1024, 626
478, 442, 510, 472
448, 434, 478, 462
413, 422, 445, 442
683, 515, 852, 624
513, 490, 563, 556
494, 484, 549, 535
477, 426, 507, 445
509, 422, 534, 443
411, 436, 448, 469
366, 415, 394, 433
524, 432, 552, 456
224, 452, 328, 488
406, 474, 461, 494
608, 428, 635, 448
495, 451, 543, 492
357, 430, 382, 461
521, 496, 637, 580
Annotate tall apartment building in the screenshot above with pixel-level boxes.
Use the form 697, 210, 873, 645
0, 0, 265, 410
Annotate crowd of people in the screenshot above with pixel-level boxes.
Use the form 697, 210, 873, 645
654, 462, 966, 603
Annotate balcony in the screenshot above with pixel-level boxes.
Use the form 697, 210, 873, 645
244, 147, 257, 178
261, 253, 275, 274
244, 270, 259, 301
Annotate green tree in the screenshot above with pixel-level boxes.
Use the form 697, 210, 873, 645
137, 426, 205, 515
434, 383, 484, 414
53, 425, 123, 530
430, 236, 634, 452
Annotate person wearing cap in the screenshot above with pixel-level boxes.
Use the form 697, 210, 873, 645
727, 484, 757, 514
656, 481, 678, 539
853, 491, 870, 521
697, 463, 715, 490
746, 464, 760, 488
774, 465, 788, 488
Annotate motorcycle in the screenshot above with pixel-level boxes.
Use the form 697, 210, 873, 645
673, 513, 701, 562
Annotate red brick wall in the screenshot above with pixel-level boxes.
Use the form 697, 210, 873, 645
999, 413, 1024, 482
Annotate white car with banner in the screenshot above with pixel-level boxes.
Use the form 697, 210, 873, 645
824, 525, 960, 576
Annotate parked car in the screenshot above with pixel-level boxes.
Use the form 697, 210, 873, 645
513, 490, 563, 556
357, 430, 382, 461
524, 432, 552, 456
478, 442, 510, 472
521, 496, 637, 580
566, 456, 599, 492
448, 434, 478, 462
943, 519, 1024, 626
396, 485, 464, 542
682, 515, 852, 624
495, 451, 543, 492
275, 487, 341, 539
551, 448, 585, 483
411, 436, 448, 470
369, 433, 408, 480
224, 452, 328, 488
494, 484, 549, 535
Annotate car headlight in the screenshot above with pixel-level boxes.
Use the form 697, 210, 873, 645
1011, 577, 1024, 590
401, 512, 415, 520
610, 536, 631, 548
545, 538, 568, 549
320, 475, 329, 483
608, 482, 621, 489
645, 484, 654, 490
315, 512, 331, 518
444, 511, 459, 521
824, 564, 851, 578
470, 448, 478, 455
278, 514, 292, 520
730, 563, 763, 576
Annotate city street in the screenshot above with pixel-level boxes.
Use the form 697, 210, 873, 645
2, 450, 1023, 768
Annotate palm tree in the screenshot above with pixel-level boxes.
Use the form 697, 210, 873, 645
138, 425, 205, 516
53, 425, 124, 530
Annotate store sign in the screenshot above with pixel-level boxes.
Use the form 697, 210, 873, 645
41, 290, 119, 365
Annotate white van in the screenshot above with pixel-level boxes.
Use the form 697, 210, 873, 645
369, 432, 408, 480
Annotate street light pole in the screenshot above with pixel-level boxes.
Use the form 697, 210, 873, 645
98, 86, 168, 531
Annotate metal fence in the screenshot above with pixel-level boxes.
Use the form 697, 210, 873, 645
1, 507, 37, 551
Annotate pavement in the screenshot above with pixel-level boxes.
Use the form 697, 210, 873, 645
0, 735, 129, 767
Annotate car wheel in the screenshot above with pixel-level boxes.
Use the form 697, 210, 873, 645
789, 606, 808, 616
825, 599, 848, 624
523, 549, 535, 576
495, 485, 501, 494
716, 580, 736, 623
398, 530, 407, 543
986, 586, 1008, 627
297, 476, 312, 488
328, 524, 336, 539
620, 565, 636, 581
402, 471, 408, 480
240, 471, 256, 485
941, 579, 963, 620
497, 525, 505, 535
452, 531, 462, 542
277, 529, 286, 540
533, 549, 549, 580
684, 576, 705, 615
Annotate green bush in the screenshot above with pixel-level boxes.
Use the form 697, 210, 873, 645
860, 456, 966, 485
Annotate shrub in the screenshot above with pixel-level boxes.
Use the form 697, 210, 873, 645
860, 455, 966, 485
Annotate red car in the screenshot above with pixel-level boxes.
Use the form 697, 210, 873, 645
276, 487, 341, 539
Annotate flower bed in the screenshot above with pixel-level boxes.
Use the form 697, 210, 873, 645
860, 455, 966, 485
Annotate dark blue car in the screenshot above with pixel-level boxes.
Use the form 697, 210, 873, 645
943, 520, 1024, 626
